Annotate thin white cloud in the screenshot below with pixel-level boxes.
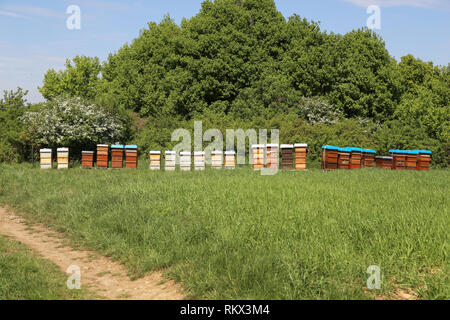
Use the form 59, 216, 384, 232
0, 9, 29, 19
341, 0, 450, 9
1, 5, 65, 19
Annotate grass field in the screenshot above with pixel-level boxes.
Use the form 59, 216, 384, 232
0, 163, 448, 299
0, 234, 88, 299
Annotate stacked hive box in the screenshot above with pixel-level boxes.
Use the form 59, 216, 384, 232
96, 144, 109, 169
338, 147, 351, 169
416, 150, 432, 171
294, 144, 308, 170
125, 145, 138, 169
81, 151, 94, 169
390, 150, 406, 170
40, 148, 52, 169
321, 146, 339, 170
224, 151, 236, 169
111, 145, 124, 169
349, 147, 362, 169
266, 144, 279, 169
362, 149, 376, 168
149, 151, 161, 170
280, 145, 294, 170
194, 151, 205, 171
376, 156, 393, 169
405, 151, 419, 170
165, 151, 176, 171
57, 147, 69, 169
251, 145, 265, 170
180, 152, 191, 171
211, 151, 223, 169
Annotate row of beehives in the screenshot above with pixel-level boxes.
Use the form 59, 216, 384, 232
321, 146, 432, 171
39, 143, 311, 170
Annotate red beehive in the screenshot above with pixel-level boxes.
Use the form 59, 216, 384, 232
111, 145, 124, 169
349, 147, 362, 169
338, 147, 351, 170
376, 156, 393, 169
81, 151, 94, 169
321, 146, 339, 170
390, 150, 406, 170
416, 150, 432, 171
125, 145, 138, 169
96, 144, 109, 169
362, 149, 376, 168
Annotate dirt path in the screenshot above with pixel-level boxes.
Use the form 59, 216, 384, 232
0, 206, 184, 300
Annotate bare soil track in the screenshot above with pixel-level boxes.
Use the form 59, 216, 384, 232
0, 206, 184, 300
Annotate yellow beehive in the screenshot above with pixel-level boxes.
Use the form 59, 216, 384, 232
165, 151, 176, 171
149, 151, 161, 170
224, 151, 236, 169
57, 147, 69, 169
40, 148, 52, 169
211, 151, 223, 169
194, 151, 205, 171
251, 145, 265, 170
294, 143, 308, 170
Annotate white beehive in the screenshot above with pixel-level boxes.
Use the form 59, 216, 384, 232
224, 151, 236, 169
40, 148, 52, 169
57, 147, 69, 169
149, 151, 161, 171
194, 151, 205, 171
165, 151, 176, 171
180, 151, 191, 171
211, 151, 223, 169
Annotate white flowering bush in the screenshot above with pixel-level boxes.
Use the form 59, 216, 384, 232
21, 96, 125, 148
299, 97, 342, 125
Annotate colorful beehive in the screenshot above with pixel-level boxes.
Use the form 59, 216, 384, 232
349, 147, 362, 169
39, 148, 52, 169
165, 151, 176, 171
81, 151, 94, 169
266, 144, 279, 169
149, 151, 161, 170
337, 147, 351, 169
362, 149, 376, 168
224, 151, 236, 169
57, 147, 69, 169
125, 145, 138, 169
211, 151, 223, 169
96, 144, 109, 169
390, 150, 406, 170
251, 145, 265, 170
376, 156, 393, 169
405, 150, 419, 170
294, 143, 308, 170
194, 151, 205, 171
321, 146, 339, 170
280, 144, 294, 170
180, 151, 191, 171
111, 145, 124, 169
416, 150, 432, 171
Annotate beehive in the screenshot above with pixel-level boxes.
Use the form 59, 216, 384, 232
405, 150, 419, 170
57, 147, 69, 169
149, 151, 161, 170
294, 143, 308, 170
194, 151, 205, 171
416, 150, 432, 171
180, 151, 191, 171
362, 149, 376, 168
376, 156, 393, 169
165, 151, 176, 171
280, 144, 293, 170
337, 147, 351, 169
251, 145, 265, 170
224, 151, 236, 169
81, 151, 94, 169
96, 144, 109, 169
111, 145, 124, 169
125, 145, 138, 169
39, 148, 52, 169
349, 147, 362, 169
390, 150, 406, 170
321, 146, 339, 170
211, 151, 223, 169
266, 144, 279, 169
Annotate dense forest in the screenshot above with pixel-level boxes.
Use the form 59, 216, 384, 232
1, 0, 449, 166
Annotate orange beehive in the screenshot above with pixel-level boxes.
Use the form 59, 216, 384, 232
266, 144, 279, 169
416, 150, 432, 171
81, 151, 94, 169
96, 144, 109, 169
390, 150, 406, 170
251, 145, 265, 170
57, 147, 69, 169
349, 147, 362, 169
321, 146, 339, 170
376, 156, 393, 169
224, 151, 236, 169
211, 151, 223, 169
294, 144, 308, 170
362, 149, 376, 168
111, 145, 124, 169
125, 145, 138, 169
405, 151, 419, 170
338, 147, 351, 169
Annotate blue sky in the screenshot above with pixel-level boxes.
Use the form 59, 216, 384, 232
0, 0, 449, 103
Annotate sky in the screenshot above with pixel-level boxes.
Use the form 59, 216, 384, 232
0, 0, 449, 103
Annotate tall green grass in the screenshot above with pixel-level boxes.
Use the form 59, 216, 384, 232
0, 163, 448, 299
